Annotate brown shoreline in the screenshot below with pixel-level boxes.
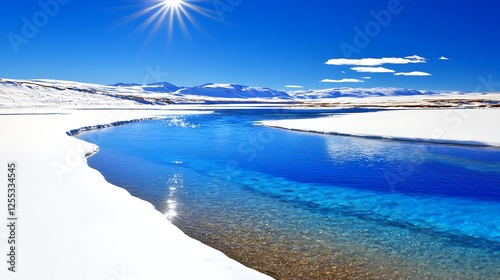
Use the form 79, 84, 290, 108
174, 219, 422, 280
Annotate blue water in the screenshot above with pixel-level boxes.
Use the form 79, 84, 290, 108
78, 109, 500, 279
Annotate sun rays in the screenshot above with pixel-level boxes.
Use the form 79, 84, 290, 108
162, 0, 183, 8
117, 0, 214, 41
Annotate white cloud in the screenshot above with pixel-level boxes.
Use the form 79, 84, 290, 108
285, 85, 304, 89
439, 56, 450, 60
404, 55, 425, 60
394, 71, 432, 76
351, 67, 395, 73
321, 78, 364, 83
341, 71, 346, 74
325, 55, 426, 66
361, 76, 371, 79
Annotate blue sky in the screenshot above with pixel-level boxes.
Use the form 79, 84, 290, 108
1, 0, 499, 91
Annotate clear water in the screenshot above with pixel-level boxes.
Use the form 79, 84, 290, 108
78, 109, 500, 279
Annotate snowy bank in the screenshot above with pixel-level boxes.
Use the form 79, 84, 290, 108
259, 109, 500, 147
0, 109, 272, 280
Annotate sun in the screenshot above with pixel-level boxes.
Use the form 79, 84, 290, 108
162, 0, 183, 8
117, 0, 215, 41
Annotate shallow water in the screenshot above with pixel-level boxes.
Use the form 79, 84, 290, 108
79, 109, 500, 279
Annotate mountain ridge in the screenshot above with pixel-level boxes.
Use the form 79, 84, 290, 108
0, 78, 497, 109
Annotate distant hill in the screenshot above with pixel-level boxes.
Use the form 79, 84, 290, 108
1, 78, 496, 109
174, 83, 292, 99
142, 82, 181, 93
288, 87, 464, 99
111, 83, 142, 87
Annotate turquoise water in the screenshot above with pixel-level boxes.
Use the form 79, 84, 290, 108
78, 109, 500, 278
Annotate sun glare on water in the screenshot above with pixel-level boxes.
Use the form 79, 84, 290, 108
119, 0, 213, 40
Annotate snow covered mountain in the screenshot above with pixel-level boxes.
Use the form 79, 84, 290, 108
174, 83, 291, 100
114, 82, 291, 100
0, 78, 293, 108
0, 79, 153, 108
1, 77, 498, 109
111, 82, 142, 87
141, 82, 181, 93
288, 87, 464, 99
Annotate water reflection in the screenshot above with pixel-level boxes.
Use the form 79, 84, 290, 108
325, 137, 394, 163
164, 174, 182, 220
160, 116, 199, 128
